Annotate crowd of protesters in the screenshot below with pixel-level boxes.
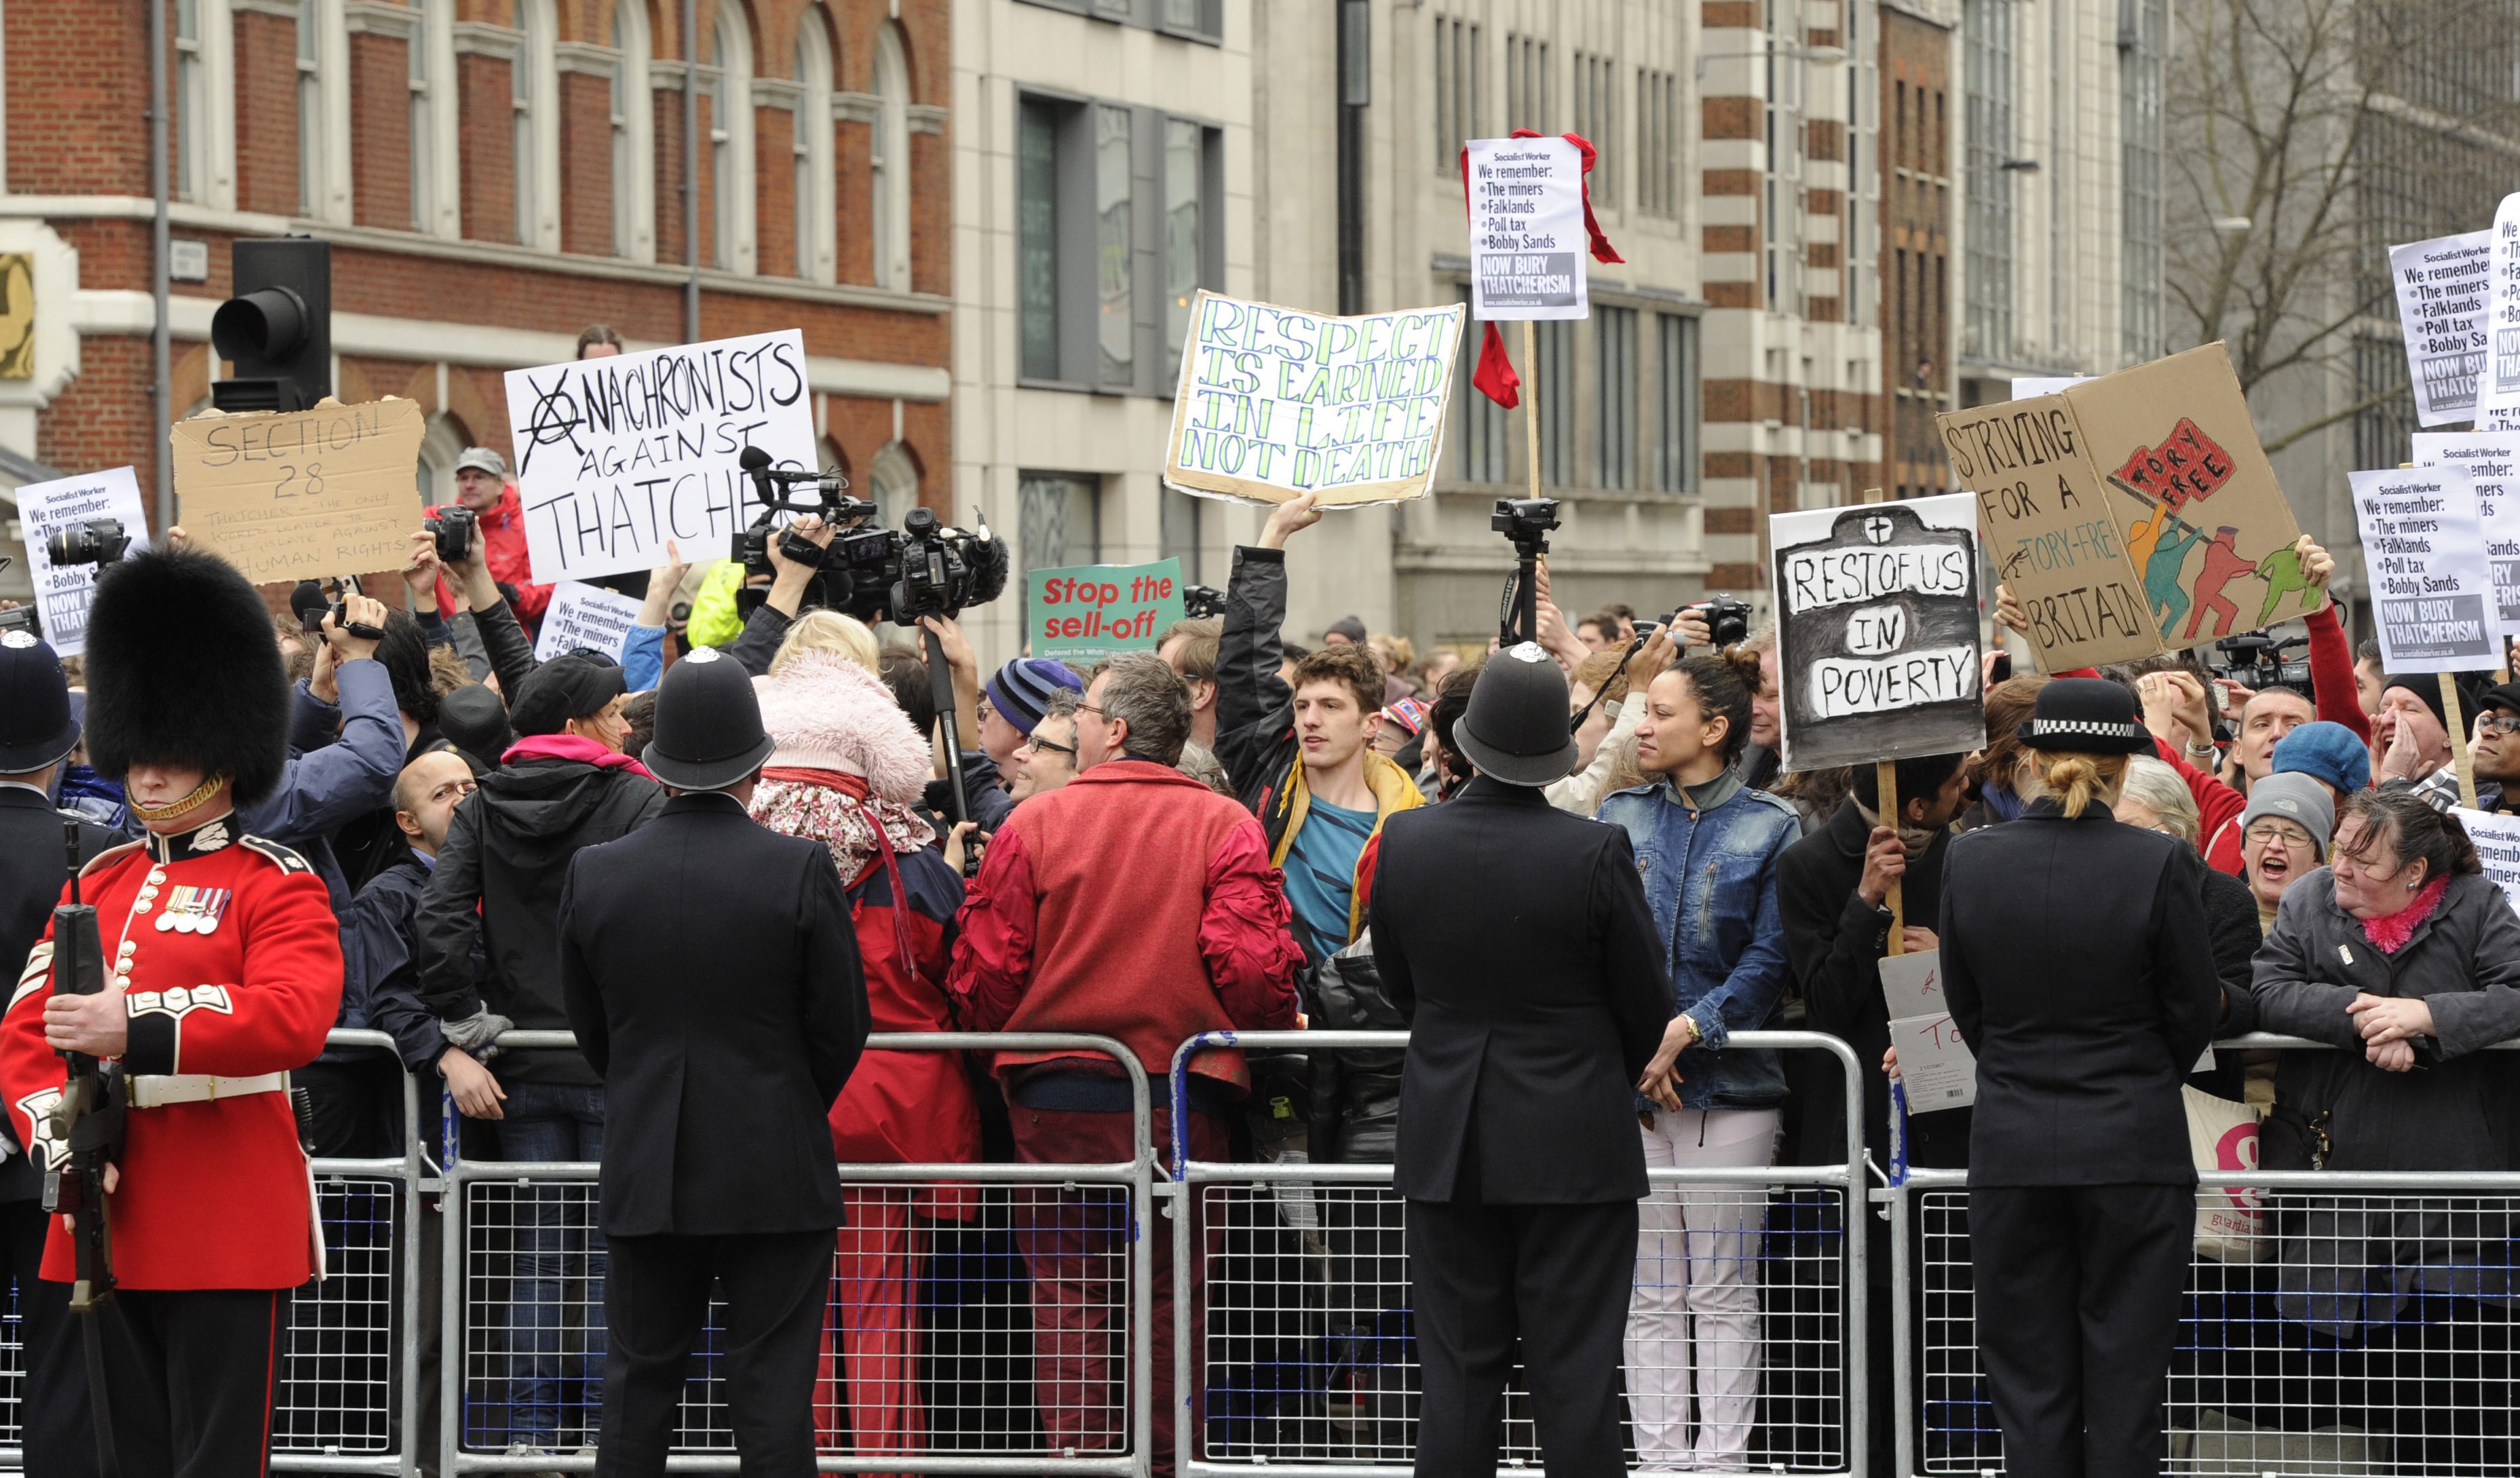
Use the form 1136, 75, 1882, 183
16, 406, 2520, 1478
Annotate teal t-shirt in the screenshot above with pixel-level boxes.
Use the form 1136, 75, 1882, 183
1282, 795, 1377, 961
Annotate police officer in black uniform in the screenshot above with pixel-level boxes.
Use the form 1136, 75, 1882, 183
1367, 643, 1670, 1478
0, 629, 112, 1477
557, 648, 870, 1478
1938, 678, 2221, 1478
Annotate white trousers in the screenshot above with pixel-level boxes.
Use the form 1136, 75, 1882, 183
1624, 1106, 1780, 1473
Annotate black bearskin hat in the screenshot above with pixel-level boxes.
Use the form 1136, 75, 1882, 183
83, 548, 290, 806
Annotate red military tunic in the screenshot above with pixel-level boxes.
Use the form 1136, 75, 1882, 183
0, 815, 343, 1290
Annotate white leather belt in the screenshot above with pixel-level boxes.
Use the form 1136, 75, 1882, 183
127, 1071, 288, 1110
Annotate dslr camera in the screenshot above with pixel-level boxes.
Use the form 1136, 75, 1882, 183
47, 518, 131, 568
1687, 594, 1755, 650
733, 446, 1010, 623
423, 504, 476, 563
2211, 631, 2312, 700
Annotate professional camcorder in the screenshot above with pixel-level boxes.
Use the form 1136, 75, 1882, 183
47, 518, 131, 568
2211, 631, 2312, 700
1183, 584, 1226, 621
732, 445, 1010, 624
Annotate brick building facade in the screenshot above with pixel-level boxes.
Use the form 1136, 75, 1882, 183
0, 0, 953, 604
1879, 0, 1952, 499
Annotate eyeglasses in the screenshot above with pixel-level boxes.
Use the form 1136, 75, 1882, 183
1075, 701, 1110, 720
975, 700, 997, 725
2243, 822, 2315, 848
428, 780, 478, 805
1021, 733, 1077, 759
2482, 713, 2520, 735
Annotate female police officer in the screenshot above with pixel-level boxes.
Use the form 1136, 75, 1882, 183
1936, 678, 2221, 1478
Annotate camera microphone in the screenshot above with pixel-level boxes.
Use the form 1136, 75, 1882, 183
740, 446, 772, 474
288, 580, 330, 632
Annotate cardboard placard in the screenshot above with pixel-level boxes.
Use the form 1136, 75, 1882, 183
1771, 495, 1983, 771
14, 466, 152, 658
2350, 465, 2498, 672
1890, 1012, 1977, 1112
1937, 343, 2320, 673
2481, 195, 2520, 430
2390, 229, 2492, 426
533, 580, 646, 664
2411, 431, 2520, 638
1163, 292, 1463, 508
1027, 558, 1188, 661
2454, 806, 2520, 917
503, 328, 817, 582
1464, 136, 1588, 321
171, 398, 427, 585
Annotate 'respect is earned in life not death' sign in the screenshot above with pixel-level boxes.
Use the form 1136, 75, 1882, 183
1164, 292, 1464, 508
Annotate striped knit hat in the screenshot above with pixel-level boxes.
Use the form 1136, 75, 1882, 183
985, 658, 1085, 736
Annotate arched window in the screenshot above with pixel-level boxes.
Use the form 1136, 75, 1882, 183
512, 0, 559, 250
871, 22, 911, 291
869, 440, 919, 527
611, 1, 655, 261
174, 0, 237, 209
706, 8, 757, 274
793, 12, 837, 284
415, 413, 469, 510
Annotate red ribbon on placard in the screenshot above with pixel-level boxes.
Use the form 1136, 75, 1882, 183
1458, 130, 1625, 410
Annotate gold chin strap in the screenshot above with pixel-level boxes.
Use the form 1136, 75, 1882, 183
128, 773, 230, 825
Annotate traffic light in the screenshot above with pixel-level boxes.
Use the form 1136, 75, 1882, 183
210, 237, 330, 413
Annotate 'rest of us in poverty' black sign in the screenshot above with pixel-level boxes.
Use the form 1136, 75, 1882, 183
1770, 494, 1987, 773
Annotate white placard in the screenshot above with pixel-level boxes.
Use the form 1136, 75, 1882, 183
1464, 136, 1588, 322
15, 466, 151, 658
2390, 229, 2492, 427
1879, 949, 1946, 1019
2480, 195, 2520, 430
2010, 376, 2090, 398
1890, 1013, 1977, 1112
503, 329, 818, 583
2350, 465, 2499, 672
2455, 806, 2520, 917
2411, 431, 2520, 638
533, 580, 646, 664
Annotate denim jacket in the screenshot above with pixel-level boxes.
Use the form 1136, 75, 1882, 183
1597, 766, 1799, 1110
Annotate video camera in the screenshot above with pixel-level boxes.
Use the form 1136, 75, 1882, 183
289, 575, 386, 641
2211, 631, 2312, 700
423, 504, 476, 563
47, 518, 131, 568
1183, 584, 1225, 620
732, 445, 1010, 624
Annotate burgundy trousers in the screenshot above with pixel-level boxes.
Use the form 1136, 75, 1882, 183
1008, 1104, 1225, 1477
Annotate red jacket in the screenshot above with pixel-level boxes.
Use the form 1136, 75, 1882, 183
2, 822, 342, 1289
429, 484, 552, 631
949, 760, 1305, 1093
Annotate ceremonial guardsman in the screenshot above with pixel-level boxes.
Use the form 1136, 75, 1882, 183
0, 548, 343, 1477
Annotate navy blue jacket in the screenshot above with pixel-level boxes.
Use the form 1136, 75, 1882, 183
332, 848, 466, 1070
234, 660, 406, 910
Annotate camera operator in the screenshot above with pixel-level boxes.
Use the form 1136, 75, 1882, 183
411, 524, 539, 697
424, 448, 550, 633
719, 514, 839, 677
233, 588, 405, 911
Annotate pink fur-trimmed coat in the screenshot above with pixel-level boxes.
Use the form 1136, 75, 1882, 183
751, 651, 934, 806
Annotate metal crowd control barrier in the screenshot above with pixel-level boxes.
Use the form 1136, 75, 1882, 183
1888, 1032, 2520, 1478
1168, 1029, 1869, 1477
0, 1027, 427, 1475
442, 1029, 1154, 1477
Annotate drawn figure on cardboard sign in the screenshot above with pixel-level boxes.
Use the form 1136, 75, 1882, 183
2124, 506, 2174, 583
2252, 542, 2319, 628
2182, 527, 2255, 641
2144, 516, 2207, 635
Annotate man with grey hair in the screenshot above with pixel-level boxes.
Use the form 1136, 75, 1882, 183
949, 647, 1305, 1473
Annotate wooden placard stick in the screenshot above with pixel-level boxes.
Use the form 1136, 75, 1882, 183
2443, 672, 2480, 810
1879, 759, 1905, 953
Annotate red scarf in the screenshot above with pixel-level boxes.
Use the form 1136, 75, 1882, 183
1457, 130, 1624, 409
2361, 873, 2451, 955
501, 732, 657, 782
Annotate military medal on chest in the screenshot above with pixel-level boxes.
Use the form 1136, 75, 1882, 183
154, 883, 232, 936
